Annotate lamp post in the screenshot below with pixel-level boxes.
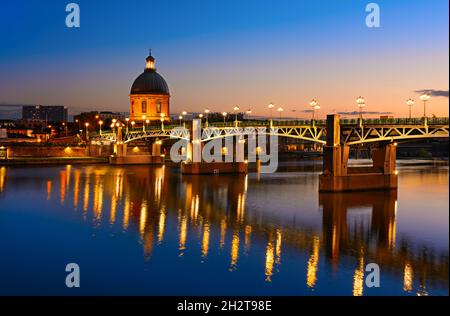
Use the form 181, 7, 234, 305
233, 106, 240, 126
204, 108, 210, 127
406, 99, 415, 119
222, 112, 227, 124
145, 119, 150, 131
131, 121, 135, 130
268, 102, 274, 126
356, 96, 365, 121
277, 107, 284, 120
125, 118, 130, 133
160, 113, 165, 130
75, 119, 80, 130
99, 120, 103, 135
182, 111, 187, 128
310, 100, 318, 121
142, 115, 146, 131
85, 122, 89, 141
179, 115, 183, 126
419, 93, 430, 121
246, 109, 252, 121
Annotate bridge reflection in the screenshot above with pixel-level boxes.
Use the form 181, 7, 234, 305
1, 165, 447, 295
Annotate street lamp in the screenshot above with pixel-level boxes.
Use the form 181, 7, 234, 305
142, 115, 146, 131
268, 102, 275, 126
246, 109, 252, 121
145, 119, 149, 131
222, 112, 227, 123
356, 96, 365, 120
277, 107, 284, 120
406, 99, 415, 119
125, 117, 130, 132
85, 122, 89, 141
160, 113, 165, 130
419, 93, 430, 119
204, 108, 210, 126
233, 106, 240, 124
131, 121, 135, 129
310, 100, 318, 121
99, 120, 103, 135
179, 115, 183, 126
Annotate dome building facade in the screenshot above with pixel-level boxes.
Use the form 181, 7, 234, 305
129, 51, 170, 122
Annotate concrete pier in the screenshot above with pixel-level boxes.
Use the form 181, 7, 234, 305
319, 114, 398, 192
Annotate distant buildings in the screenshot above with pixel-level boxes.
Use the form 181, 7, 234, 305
22, 105, 68, 123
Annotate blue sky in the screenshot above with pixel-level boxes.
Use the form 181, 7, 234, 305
0, 0, 448, 118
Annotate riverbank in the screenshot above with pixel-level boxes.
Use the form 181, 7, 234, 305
0, 157, 108, 165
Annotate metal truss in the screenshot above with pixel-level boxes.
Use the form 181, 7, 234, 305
90, 120, 449, 146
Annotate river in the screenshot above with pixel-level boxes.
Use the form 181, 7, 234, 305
0, 160, 448, 295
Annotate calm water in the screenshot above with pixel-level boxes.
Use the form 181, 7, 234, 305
0, 160, 448, 295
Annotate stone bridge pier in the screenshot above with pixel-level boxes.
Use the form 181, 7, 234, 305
181, 119, 248, 174
319, 114, 398, 192
109, 126, 164, 165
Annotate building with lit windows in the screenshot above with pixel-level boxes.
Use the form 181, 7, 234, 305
129, 50, 170, 122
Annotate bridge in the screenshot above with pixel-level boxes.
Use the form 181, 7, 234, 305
90, 115, 449, 192
92, 117, 449, 145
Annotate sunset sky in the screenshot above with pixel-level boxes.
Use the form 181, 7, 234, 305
0, 0, 448, 119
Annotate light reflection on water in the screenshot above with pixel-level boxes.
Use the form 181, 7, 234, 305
0, 161, 448, 295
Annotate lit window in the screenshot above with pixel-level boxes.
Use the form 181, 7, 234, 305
156, 101, 161, 113
142, 101, 147, 113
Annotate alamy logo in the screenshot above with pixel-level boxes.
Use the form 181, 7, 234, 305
65, 263, 80, 288
365, 3, 380, 28
65, 3, 80, 28
169, 119, 279, 173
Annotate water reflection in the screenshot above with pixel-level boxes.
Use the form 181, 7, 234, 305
0, 164, 448, 295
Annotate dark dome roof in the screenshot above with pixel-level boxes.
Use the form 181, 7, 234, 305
130, 70, 170, 95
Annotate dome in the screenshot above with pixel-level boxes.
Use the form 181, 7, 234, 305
130, 70, 170, 95
130, 51, 170, 95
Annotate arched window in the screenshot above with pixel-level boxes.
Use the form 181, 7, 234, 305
131, 101, 134, 113
142, 100, 147, 113
156, 101, 161, 113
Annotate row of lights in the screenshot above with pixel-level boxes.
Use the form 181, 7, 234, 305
79, 92, 434, 134
179, 92, 432, 124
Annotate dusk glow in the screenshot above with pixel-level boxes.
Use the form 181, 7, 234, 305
0, 0, 448, 118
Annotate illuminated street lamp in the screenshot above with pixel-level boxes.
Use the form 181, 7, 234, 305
99, 120, 103, 135
246, 109, 252, 121
160, 113, 165, 130
277, 107, 284, 120
178, 115, 183, 126
419, 93, 430, 119
356, 96, 365, 120
125, 117, 130, 132
131, 121, 135, 129
85, 122, 89, 141
268, 102, 275, 126
142, 115, 146, 131
233, 106, 240, 126
222, 112, 227, 123
145, 119, 150, 131
406, 99, 415, 119
204, 108, 210, 126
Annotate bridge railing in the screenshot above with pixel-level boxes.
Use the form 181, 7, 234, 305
91, 117, 449, 137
